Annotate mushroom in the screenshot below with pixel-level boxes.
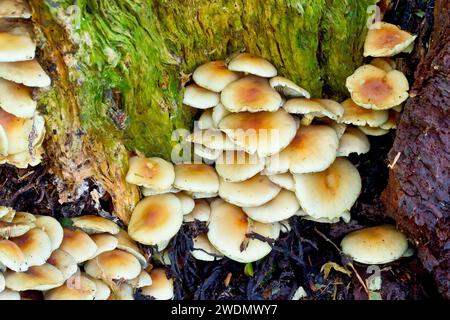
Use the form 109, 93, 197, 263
0, 143, 44, 168
183, 200, 210, 223
0, 221, 33, 238
269, 76, 311, 98
191, 234, 223, 262
283, 98, 344, 125
111, 282, 135, 300
11, 228, 52, 267
46, 249, 78, 281
114, 230, 147, 267
266, 172, 295, 191
265, 125, 339, 175
191, 191, 218, 199
152, 250, 171, 266
336, 127, 370, 157
4, 263, 64, 291
370, 57, 396, 72
0, 289, 21, 300
0, 27, 35, 62
182, 84, 219, 109
192, 60, 242, 92
0, 271, 4, 292
193, 144, 222, 161
243, 189, 300, 223
197, 108, 214, 129
125, 156, 175, 192
34, 215, 64, 251
341, 225, 409, 264
219, 174, 281, 207
215, 150, 265, 182
173, 163, 219, 194
0, 78, 36, 118
0, 239, 27, 272
358, 125, 390, 136
126, 270, 152, 288
227, 53, 277, 77
174, 192, 195, 215
85, 249, 141, 281
364, 22, 417, 57
44, 274, 97, 300
379, 109, 400, 130
221, 75, 282, 112
187, 129, 243, 151
89, 233, 119, 258
71, 215, 120, 235
211, 103, 230, 128
218, 109, 297, 157
88, 277, 111, 300
128, 194, 183, 246
0, 60, 50, 87
140, 268, 174, 300
0, 206, 15, 222
294, 158, 361, 219
0, 0, 31, 19
59, 228, 98, 264
141, 186, 179, 197
11, 211, 35, 224
339, 98, 389, 127
346, 64, 409, 110
207, 201, 280, 263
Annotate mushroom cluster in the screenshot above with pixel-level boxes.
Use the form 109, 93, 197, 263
0, 0, 48, 168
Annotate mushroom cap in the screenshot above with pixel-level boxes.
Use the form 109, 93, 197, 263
0, 0, 31, 18
0, 221, 33, 238
379, 109, 400, 130
34, 215, 64, 251
11, 211, 35, 224
370, 58, 396, 72
221, 75, 282, 112
0, 271, 4, 292
192, 60, 242, 92
71, 215, 120, 235
0, 144, 44, 168
5, 263, 64, 291
174, 192, 195, 215
269, 76, 311, 98
358, 125, 390, 136
44, 274, 97, 300
207, 201, 280, 263
346, 64, 409, 110
183, 200, 210, 223
337, 127, 370, 157
88, 277, 111, 300
0, 28, 35, 62
191, 234, 223, 261
197, 108, 214, 129
59, 228, 98, 263
11, 228, 52, 267
211, 103, 230, 128
46, 249, 78, 281
294, 158, 361, 219
266, 172, 295, 191
141, 186, 179, 197
140, 268, 174, 300
193, 144, 222, 161
341, 225, 409, 264
0, 289, 21, 300
90, 233, 119, 258
218, 109, 297, 157
111, 282, 135, 300
125, 156, 175, 191
215, 150, 265, 182
127, 270, 152, 288
114, 230, 147, 267
364, 22, 417, 57
0, 78, 36, 118
0, 240, 27, 272
219, 174, 281, 207
173, 163, 219, 193
227, 53, 277, 77
339, 98, 389, 127
128, 194, 183, 246
183, 84, 219, 109
187, 129, 243, 151
85, 249, 141, 281
0, 60, 50, 87
243, 189, 300, 223
191, 191, 218, 199
265, 125, 339, 174
0, 206, 14, 221
283, 98, 343, 121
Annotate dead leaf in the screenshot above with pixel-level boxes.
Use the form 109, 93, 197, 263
321, 262, 352, 279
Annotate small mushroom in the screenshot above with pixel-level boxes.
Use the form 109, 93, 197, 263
0, 60, 50, 87
34, 215, 64, 251
140, 268, 174, 300
358, 125, 390, 136
346, 64, 409, 110
4, 263, 64, 291
0, 221, 33, 238
11, 211, 35, 224
88, 277, 111, 300
191, 234, 223, 262
111, 282, 135, 300
125, 156, 175, 191
211, 103, 230, 128
59, 228, 98, 264
227, 53, 277, 77
364, 22, 417, 57
341, 225, 409, 264
44, 274, 97, 300
0, 239, 27, 272
46, 249, 78, 281
283, 98, 343, 125
339, 98, 389, 127
221, 75, 282, 112
114, 230, 147, 267
215, 150, 265, 182
89, 233, 119, 258
174, 192, 195, 215
379, 109, 400, 130
0, 289, 20, 300
182, 84, 219, 109
0, 0, 31, 19
266, 172, 295, 191
0, 78, 36, 118
85, 249, 141, 281
197, 108, 214, 129
370, 57, 396, 72
0, 271, 4, 292
269, 76, 310, 98
187, 129, 243, 151
193, 144, 222, 161
192, 60, 241, 92
0, 206, 15, 222
11, 228, 52, 267
127, 270, 152, 288
0, 27, 35, 62
336, 127, 370, 157
183, 200, 210, 223
173, 163, 219, 194
71, 215, 120, 235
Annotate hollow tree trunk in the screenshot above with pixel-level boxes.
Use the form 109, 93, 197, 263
29, 0, 376, 222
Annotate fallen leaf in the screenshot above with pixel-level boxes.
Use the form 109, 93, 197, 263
321, 262, 352, 279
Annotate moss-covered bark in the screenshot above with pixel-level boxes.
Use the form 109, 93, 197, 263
29, 0, 376, 223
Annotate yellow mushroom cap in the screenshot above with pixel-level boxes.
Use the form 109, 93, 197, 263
4, 263, 64, 291
59, 228, 98, 264
0, 0, 31, 18
364, 22, 417, 57
0, 289, 21, 300
187, 129, 242, 151
283, 98, 344, 123
85, 249, 141, 281
0, 60, 50, 87
174, 192, 195, 215
269, 76, 311, 98
0, 78, 36, 118
265, 125, 339, 174
125, 156, 175, 191
128, 194, 183, 246
218, 109, 297, 157
0, 239, 27, 271
219, 174, 281, 207
11, 211, 35, 224
192, 60, 242, 92
370, 58, 396, 72
90, 233, 119, 258
215, 150, 265, 182
346, 64, 409, 110
34, 215, 64, 251
88, 277, 110, 300
266, 172, 295, 191
11, 228, 52, 267
0, 27, 35, 62
183, 84, 219, 109
114, 229, 147, 267
46, 249, 78, 281
221, 75, 282, 112
358, 125, 390, 136
183, 200, 211, 223
173, 163, 219, 193
0, 221, 33, 238
197, 108, 214, 130
243, 189, 300, 223
341, 225, 409, 264
191, 234, 223, 262
337, 127, 370, 157
294, 158, 361, 219
339, 98, 389, 127
127, 270, 152, 288
141, 268, 174, 300
212, 103, 230, 128
71, 215, 120, 235
380, 109, 400, 130
44, 274, 97, 300
207, 201, 280, 263
227, 53, 277, 77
